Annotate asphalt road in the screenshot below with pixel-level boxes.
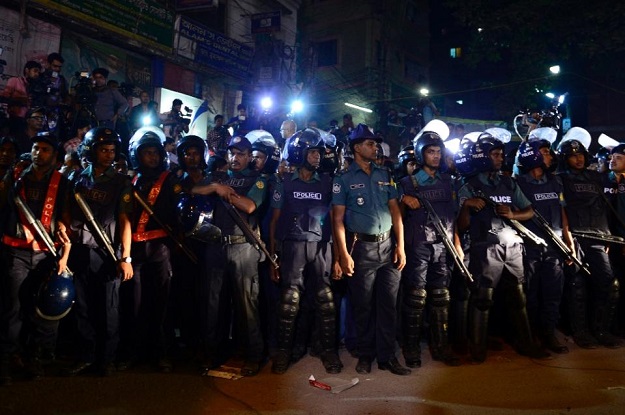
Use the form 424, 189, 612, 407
2, 334, 625, 415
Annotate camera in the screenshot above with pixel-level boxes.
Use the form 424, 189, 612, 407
73, 71, 95, 105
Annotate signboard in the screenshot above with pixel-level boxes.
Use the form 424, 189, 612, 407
251, 12, 281, 34
176, 0, 218, 11
33, 0, 175, 52
0, 6, 61, 80
176, 16, 254, 80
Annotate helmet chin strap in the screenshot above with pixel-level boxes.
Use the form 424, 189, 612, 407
303, 161, 319, 171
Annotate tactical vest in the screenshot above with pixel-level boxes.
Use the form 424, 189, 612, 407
211, 171, 261, 236
401, 173, 455, 244
516, 173, 563, 235
132, 171, 173, 242
559, 170, 610, 233
70, 172, 129, 248
467, 175, 515, 242
278, 173, 332, 242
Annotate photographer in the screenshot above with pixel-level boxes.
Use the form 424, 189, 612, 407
161, 99, 190, 140
0, 61, 42, 134
41, 53, 71, 109
91, 68, 129, 130
129, 91, 160, 133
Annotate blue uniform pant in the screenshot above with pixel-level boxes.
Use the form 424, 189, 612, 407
348, 238, 400, 362
524, 246, 564, 332
70, 244, 120, 364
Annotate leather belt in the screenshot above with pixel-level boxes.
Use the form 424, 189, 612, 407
352, 231, 391, 243
207, 234, 249, 245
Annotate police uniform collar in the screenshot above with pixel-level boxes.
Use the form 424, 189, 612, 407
521, 171, 548, 184
228, 167, 256, 178
291, 168, 320, 182
415, 168, 441, 183
349, 160, 378, 173
21, 164, 56, 180
81, 164, 117, 179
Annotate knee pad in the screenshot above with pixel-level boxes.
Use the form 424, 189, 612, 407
429, 288, 450, 308
279, 288, 300, 319
471, 287, 493, 311
316, 287, 335, 317
404, 287, 427, 310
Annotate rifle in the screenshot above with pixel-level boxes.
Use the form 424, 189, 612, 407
220, 200, 279, 270
531, 208, 591, 276
470, 187, 547, 247
571, 231, 625, 246
74, 191, 118, 263
133, 190, 198, 264
415, 194, 473, 283
14, 195, 72, 275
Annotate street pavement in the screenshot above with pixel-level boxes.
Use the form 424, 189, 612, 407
2, 333, 625, 415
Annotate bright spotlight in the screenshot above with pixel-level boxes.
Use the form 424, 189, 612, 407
545, 92, 556, 99
549, 65, 561, 75
419, 88, 429, 96
291, 100, 304, 113
260, 97, 273, 110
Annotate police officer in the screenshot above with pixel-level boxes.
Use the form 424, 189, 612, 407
269, 129, 342, 374
117, 128, 181, 372
457, 133, 548, 362
63, 127, 133, 377
0, 133, 71, 384
607, 143, 625, 336
557, 130, 623, 349
191, 135, 267, 376
395, 145, 417, 182
516, 137, 570, 353
399, 131, 462, 368
332, 124, 409, 376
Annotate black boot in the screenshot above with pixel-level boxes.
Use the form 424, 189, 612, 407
449, 290, 469, 355
272, 288, 300, 374
468, 287, 493, 363
567, 273, 598, 349
593, 279, 624, 349
505, 283, 551, 359
541, 328, 569, 354
25, 346, 44, 380
316, 287, 343, 374
429, 289, 461, 366
402, 287, 425, 368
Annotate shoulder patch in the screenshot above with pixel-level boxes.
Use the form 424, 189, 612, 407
123, 193, 131, 203
333, 182, 341, 194
173, 184, 182, 194
256, 180, 265, 190
273, 189, 281, 202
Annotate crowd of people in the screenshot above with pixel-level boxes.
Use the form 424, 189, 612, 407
2, 55, 625, 388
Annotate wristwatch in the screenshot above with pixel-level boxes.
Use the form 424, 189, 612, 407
121, 257, 132, 264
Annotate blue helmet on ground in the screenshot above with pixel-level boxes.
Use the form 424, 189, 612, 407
35, 270, 75, 321
178, 195, 221, 242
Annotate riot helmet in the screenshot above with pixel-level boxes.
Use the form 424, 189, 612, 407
129, 126, 167, 171
247, 130, 280, 174
454, 139, 476, 178
414, 132, 446, 169
178, 195, 221, 242
81, 127, 121, 162
177, 134, 208, 170
517, 140, 551, 171
469, 133, 505, 173
285, 128, 324, 170
35, 270, 76, 321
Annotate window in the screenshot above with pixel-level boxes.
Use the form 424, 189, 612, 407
450, 47, 462, 58
317, 39, 338, 67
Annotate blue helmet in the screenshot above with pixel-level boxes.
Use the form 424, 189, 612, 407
414, 132, 446, 169
178, 195, 221, 242
35, 270, 75, 321
129, 127, 167, 171
286, 128, 324, 167
177, 135, 208, 170
517, 140, 551, 171
469, 133, 505, 173
454, 140, 476, 178
81, 127, 121, 162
